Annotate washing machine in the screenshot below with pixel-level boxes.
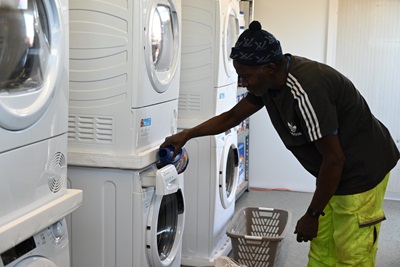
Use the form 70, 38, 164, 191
0, 189, 82, 266
0, 189, 82, 257
0, 0, 70, 226
178, 0, 240, 128
67, 0, 182, 169
67, 164, 185, 267
0, 219, 70, 267
181, 129, 238, 266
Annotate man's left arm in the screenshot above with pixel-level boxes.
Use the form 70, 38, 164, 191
294, 134, 346, 242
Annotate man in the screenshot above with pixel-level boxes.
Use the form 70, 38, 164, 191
161, 21, 400, 266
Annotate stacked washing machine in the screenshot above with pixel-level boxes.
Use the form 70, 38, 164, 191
178, 0, 241, 265
66, 0, 185, 266
0, 0, 82, 266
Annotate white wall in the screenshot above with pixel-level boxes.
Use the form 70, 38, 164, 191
248, 0, 400, 198
248, 0, 330, 191
253, 0, 330, 61
334, 0, 400, 199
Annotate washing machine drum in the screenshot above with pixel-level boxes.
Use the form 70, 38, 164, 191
219, 133, 239, 209
13, 257, 57, 267
147, 189, 184, 266
0, 0, 49, 91
145, 0, 180, 93
0, 0, 61, 130
223, 5, 239, 79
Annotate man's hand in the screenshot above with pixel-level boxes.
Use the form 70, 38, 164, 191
160, 130, 190, 157
294, 214, 319, 242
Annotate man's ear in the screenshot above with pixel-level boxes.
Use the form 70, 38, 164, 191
262, 63, 277, 73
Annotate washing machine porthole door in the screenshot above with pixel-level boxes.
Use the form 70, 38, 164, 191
146, 189, 184, 266
150, 5, 173, 72
219, 134, 239, 209
13, 256, 57, 267
222, 4, 239, 79
0, 0, 63, 131
145, 0, 180, 93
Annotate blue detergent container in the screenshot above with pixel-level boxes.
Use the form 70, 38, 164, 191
157, 145, 189, 174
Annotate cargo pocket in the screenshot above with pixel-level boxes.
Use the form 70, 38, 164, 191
357, 210, 386, 228
356, 212, 385, 254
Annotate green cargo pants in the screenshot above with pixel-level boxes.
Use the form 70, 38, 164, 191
308, 173, 389, 267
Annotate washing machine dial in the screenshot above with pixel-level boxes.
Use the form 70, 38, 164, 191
50, 220, 66, 240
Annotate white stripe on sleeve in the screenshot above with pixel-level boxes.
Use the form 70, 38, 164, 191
287, 74, 322, 141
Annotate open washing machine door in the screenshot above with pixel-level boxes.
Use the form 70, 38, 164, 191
219, 130, 239, 209
145, 0, 180, 94
146, 185, 185, 266
0, 0, 63, 131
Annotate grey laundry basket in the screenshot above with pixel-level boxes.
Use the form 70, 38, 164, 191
226, 207, 291, 267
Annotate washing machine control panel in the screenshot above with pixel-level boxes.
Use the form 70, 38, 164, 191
0, 219, 68, 267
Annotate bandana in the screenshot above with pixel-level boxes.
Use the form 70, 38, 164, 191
230, 21, 283, 65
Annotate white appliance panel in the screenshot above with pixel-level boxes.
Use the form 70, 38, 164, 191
0, 189, 82, 255
179, 0, 239, 124
68, 0, 182, 168
0, 219, 70, 267
68, 99, 178, 169
0, 0, 68, 153
0, 134, 68, 227
180, 131, 238, 266
68, 0, 180, 108
67, 165, 185, 267
178, 82, 238, 129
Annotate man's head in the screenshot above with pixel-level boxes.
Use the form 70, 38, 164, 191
230, 21, 283, 65
230, 21, 286, 96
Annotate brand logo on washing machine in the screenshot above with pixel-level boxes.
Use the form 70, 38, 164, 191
140, 118, 151, 137
162, 170, 175, 183
165, 175, 176, 187
140, 118, 151, 127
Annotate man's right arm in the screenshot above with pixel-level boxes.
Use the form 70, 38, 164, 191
160, 96, 263, 152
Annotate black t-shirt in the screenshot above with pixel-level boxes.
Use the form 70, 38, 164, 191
246, 54, 400, 195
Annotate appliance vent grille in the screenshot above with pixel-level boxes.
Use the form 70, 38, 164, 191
48, 152, 66, 193
68, 115, 114, 144
178, 93, 201, 112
